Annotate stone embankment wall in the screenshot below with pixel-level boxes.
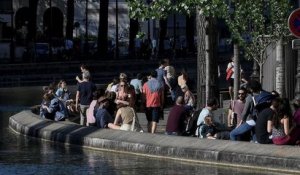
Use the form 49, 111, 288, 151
9, 110, 300, 174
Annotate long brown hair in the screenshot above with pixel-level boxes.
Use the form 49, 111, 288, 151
273, 98, 292, 129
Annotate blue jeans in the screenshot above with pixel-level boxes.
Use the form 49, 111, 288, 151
230, 122, 253, 141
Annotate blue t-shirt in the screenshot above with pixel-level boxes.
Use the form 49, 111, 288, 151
77, 81, 96, 105
95, 108, 113, 128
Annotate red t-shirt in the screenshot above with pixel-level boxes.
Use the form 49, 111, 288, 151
143, 82, 162, 107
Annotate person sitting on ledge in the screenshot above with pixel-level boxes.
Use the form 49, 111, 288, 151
95, 96, 114, 129
109, 103, 143, 132
165, 96, 187, 136
40, 93, 68, 121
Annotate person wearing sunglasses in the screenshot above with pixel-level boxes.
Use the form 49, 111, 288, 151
227, 87, 247, 129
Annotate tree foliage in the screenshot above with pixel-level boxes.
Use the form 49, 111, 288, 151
127, 0, 293, 53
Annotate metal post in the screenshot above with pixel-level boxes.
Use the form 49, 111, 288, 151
115, 0, 119, 59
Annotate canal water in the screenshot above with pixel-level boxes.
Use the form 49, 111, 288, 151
0, 87, 284, 175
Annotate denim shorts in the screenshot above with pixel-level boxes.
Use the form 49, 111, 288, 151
145, 107, 160, 123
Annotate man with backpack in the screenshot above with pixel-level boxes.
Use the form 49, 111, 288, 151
230, 80, 274, 141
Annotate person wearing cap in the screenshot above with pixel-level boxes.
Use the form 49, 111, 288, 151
76, 71, 96, 126
95, 96, 114, 128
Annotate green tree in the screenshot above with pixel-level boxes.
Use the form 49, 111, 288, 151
127, 0, 293, 102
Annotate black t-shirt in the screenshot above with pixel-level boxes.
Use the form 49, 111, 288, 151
255, 108, 274, 144
78, 81, 96, 105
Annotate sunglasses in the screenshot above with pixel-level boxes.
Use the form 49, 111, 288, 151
238, 93, 245, 95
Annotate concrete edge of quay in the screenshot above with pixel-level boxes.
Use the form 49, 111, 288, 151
9, 110, 300, 174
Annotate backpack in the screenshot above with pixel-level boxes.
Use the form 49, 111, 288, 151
182, 109, 202, 136
252, 90, 275, 118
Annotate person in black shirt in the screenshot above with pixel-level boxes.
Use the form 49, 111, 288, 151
255, 98, 281, 144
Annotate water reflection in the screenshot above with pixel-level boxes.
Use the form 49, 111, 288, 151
0, 121, 284, 175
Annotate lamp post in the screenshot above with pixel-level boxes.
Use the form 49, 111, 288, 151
115, 0, 119, 59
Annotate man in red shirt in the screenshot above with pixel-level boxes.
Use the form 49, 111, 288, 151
142, 71, 164, 133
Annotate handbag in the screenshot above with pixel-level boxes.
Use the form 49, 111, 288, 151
226, 68, 233, 80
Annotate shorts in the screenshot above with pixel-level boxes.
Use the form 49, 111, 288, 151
145, 107, 160, 123
227, 78, 233, 87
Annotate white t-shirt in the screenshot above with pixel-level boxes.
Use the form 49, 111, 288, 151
227, 62, 234, 79
195, 108, 212, 136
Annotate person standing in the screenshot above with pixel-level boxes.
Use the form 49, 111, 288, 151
76, 71, 96, 125
130, 73, 143, 109
76, 64, 90, 83
226, 57, 234, 100
164, 58, 177, 102
142, 71, 164, 133
64, 38, 73, 60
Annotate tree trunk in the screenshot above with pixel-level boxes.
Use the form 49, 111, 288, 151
66, 0, 74, 39
233, 44, 240, 100
205, 19, 210, 103
275, 37, 285, 97
259, 51, 264, 84
158, 19, 167, 57
128, 19, 139, 58
28, 0, 38, 40
259, 63, 263, 86
98, 0, 109, 57
196, 9, 206, 109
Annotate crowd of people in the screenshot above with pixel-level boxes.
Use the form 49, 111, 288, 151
39, 58, 300, 146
